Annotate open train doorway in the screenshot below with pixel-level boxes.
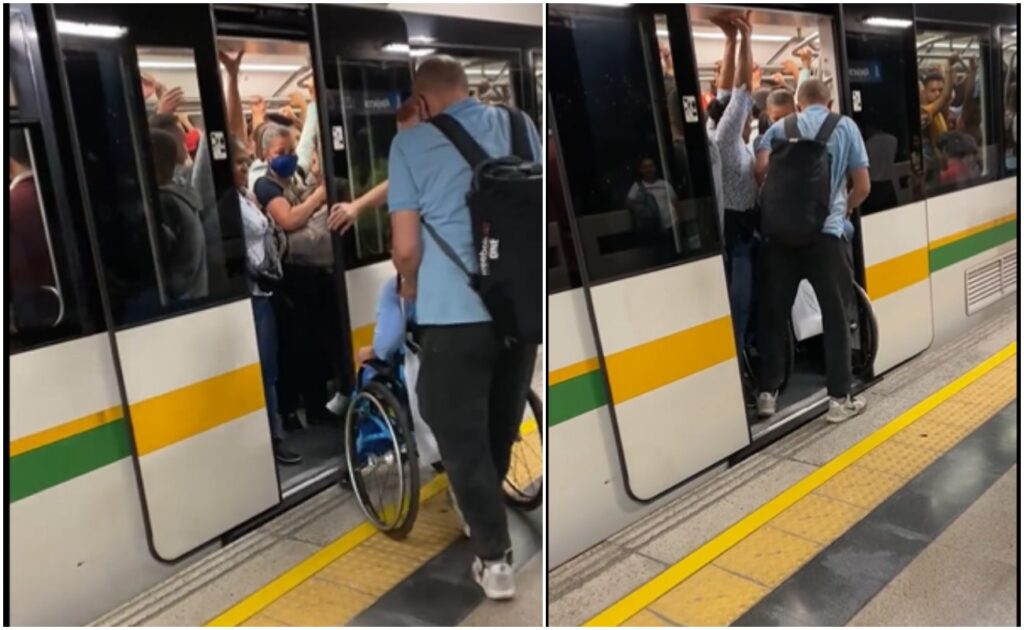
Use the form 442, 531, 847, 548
681, 5, 874, 438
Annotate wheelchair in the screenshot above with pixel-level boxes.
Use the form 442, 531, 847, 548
343, 355, 543, 540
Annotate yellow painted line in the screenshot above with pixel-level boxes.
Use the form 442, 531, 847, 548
131, 363, 264, 456
604, 315, 735, 405
865, 247, 930, 301
9, 405, 123, 457
206, 474, 451, 626
585, 341, 1017, 626
550, 357, 601, 386
928, 213, 1016, 250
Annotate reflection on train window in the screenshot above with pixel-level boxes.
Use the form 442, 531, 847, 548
916, 28, 994, 194
532, 49, 543, 114
549, 8, 719, 284
846, 27, 920, 213
335, 60, 412, 264
547, 123, 581, 293
1001, 27, 1018, 174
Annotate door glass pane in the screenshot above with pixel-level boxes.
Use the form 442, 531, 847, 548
916, 27, 994, 193
549, 8, 719, 285
1001, 27, 1018, 174
547, 116, 581, 293
334, 60, 412, 265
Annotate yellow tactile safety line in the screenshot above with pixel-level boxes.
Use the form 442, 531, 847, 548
207, 421, 541, 627
586, 342, 1017, 626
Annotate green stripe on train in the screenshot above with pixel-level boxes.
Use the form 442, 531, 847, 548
9, 419, 132, 503
549, 370, 607, 427
930, 220, 1017, 272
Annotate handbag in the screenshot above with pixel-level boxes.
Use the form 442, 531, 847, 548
285, 205, 334, 267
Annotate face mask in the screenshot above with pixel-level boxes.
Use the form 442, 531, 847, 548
269, 154, 299, 179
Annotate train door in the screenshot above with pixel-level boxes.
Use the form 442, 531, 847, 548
548, 4, 750, 502
841, 5, 933, 373
48, 4, 279, 561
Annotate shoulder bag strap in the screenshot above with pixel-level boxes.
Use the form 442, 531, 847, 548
784, 113, 801, 141
814, 112, 843, 143
421, 219, 475, 286
430, 114, 490, 168
497, 104, 532, 160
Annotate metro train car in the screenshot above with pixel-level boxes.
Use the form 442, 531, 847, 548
547, 3, 1017, 567
7, 3, 540, 625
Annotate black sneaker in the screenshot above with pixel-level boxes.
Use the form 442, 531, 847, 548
273, 439, 302, 465
283, 412, 303, 433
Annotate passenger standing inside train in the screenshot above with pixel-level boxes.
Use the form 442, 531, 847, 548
625, 157, 678, 265
388, 56, 541, 600
9, 131, 55, 293
710, 12, 759, 350
230, 136, 301, 465
753, 78, 871, 423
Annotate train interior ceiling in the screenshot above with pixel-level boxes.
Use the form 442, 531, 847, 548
133, 13, 529, 496
680, 6, 844, 435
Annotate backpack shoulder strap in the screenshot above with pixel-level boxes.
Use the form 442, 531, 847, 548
430, 114, 490, 168
421, 219, 475, 284
814, 112, 843, 143
784, 113, 801, 141
497, 104, 532, 161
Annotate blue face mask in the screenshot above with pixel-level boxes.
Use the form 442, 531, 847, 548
269, 153, 299, 179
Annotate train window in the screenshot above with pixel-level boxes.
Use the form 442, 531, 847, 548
845, 20, 923, 213
8, 125, 101, 352
548, 120, 582, 293
532, 49, 543, 114
548, 7, 719, 285
1000, 27, 1018, 175
334, 59, 412, 265
916, 27, 996, 194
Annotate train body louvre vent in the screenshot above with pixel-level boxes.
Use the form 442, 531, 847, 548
965, 253, 1016, 315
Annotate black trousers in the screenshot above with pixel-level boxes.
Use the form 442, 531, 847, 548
758, 234, 854, 398
274, 263, 345, 417
415, 323, 537, 561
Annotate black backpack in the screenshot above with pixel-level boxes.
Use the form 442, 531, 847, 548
760, 112, 842, 246
423, 106, 542, 344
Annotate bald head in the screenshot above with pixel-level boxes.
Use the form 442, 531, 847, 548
796, 79, 831, 108
414, 55, 469, 94
766, 88, 796, 122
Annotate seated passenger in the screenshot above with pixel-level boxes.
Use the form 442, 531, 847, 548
754, 79, 871, 424
149, 129, 208, 301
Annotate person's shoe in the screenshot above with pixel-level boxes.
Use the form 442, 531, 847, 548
273, 438, 302, 465
448, 485, 471, 538
325, 392, 348, 416
472, 552, 516, 600
283, 412, 303, 433
756, 391, 777, 418
826, 394, 866, 424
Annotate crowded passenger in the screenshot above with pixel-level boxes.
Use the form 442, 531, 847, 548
149, 129, 209, 301
9, 130, 55, 294
387, 54, 540, 600
754, 78, 871, 423
708, 11, 759, 349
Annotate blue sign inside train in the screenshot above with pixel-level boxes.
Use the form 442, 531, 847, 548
848, 61, 882, 83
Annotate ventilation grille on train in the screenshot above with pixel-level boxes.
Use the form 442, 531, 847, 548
965, 251, 1017, 315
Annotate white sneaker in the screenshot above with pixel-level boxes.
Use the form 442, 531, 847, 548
826, 394, 866, 423
448, 485, 471, 538
325, 392, 347, 416
472, 554, 516, 600
757, 391, 777, 418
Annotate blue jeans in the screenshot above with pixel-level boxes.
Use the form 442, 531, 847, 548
252, 296, 282, 439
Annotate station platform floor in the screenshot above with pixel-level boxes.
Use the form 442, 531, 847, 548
92, 372, 544, 627
550, 299, 1019, 627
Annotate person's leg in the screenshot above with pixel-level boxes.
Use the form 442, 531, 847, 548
757, 242, 802, 394
487, 342, 538, 480
415, 324, 508, 561
252, 296, 283, 438
273, 270, 301, 419
805, 236, 853, 398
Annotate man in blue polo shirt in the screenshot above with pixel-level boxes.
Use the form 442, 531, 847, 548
753, 78, 871, 424
387, 55, 541, 600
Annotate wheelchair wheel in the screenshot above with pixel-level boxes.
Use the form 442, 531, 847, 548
344, 381, 420, 539
850, 283, 878, 377
503, 389, 543, 511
